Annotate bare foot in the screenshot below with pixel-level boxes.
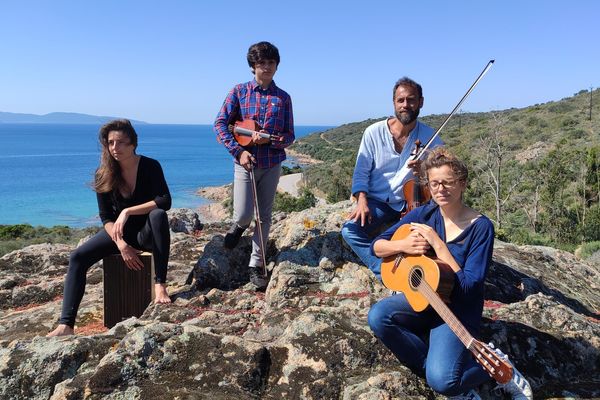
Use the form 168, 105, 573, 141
46, 324, 74, 337
154, 283, 172, 304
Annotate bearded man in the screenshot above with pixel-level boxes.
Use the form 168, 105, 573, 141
341, 77, 444, 280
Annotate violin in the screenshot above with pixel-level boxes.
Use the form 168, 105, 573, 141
402, 139, 431, 216
229, 119, 284, 146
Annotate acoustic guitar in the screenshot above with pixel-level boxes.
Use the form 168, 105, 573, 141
381, 224, 513, 384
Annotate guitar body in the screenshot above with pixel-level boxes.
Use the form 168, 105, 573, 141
381, 224, 454, 311
379, 224, 514, 384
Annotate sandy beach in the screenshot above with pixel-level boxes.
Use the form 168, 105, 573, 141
277, 172, 303, 196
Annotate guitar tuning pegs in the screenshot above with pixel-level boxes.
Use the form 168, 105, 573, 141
492, 346, 509, 360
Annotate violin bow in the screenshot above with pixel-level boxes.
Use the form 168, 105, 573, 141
249, 165, 268, 277
413, 59, 495, 161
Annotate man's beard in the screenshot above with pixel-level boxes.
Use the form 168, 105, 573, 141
396, 108, 420, 125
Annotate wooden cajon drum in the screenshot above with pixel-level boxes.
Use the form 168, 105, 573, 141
102, 252, 155, 328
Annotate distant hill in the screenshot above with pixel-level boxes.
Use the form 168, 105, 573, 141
292, 88, 600, 248
0, 111, 147, 125
292, 88, 599, 163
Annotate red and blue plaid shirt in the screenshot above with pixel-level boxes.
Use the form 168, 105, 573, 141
214, 79, 294, 169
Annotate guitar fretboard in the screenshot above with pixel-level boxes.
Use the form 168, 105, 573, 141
412, 273, 474, 348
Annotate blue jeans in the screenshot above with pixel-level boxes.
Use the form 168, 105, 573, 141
368, 294, 491, 396
341, 198, 400, 280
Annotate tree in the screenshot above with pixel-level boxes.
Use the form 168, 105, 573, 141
585, 146, 600, 206
578, 146, 600, 241
475, 114, 521, 230
512, 163, 542, 233
537, 143, 579, 243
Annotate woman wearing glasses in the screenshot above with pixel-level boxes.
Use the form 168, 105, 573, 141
48, 119, 172, 337
367, 148, 532, 399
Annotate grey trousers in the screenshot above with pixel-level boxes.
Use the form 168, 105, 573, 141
233, 163, 281, 267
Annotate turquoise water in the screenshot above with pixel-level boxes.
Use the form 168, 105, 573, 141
0, 124, 329, 227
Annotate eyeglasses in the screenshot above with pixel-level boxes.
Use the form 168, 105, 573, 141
427, 179, 459, 190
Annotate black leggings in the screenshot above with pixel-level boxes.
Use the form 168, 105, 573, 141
59, 209, 170, 327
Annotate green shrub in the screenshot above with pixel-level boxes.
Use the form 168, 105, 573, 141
560, 117, 578, 128
0, 225, 100, 257
579, 241, 600, 259
505, 227, 553, 246
282, 165, 303, 175
273, 188, 317, 213
526, 116, 539, 127
0, 224, 35, 240
581, 205, 600, 241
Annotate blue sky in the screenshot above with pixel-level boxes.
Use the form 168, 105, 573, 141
1, 0, 598, 125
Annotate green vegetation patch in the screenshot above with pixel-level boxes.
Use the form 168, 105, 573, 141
291, 88, 600, 249
0, 224, 100, 256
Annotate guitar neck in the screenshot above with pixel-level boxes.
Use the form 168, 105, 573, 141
417, 281, 474, 349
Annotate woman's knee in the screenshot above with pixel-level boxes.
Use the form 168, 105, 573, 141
149, 208, 168, 224
68, 248, 94, 276
367, 302, 388, 336
425, 367, 460, 396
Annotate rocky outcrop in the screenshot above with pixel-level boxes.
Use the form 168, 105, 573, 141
0, 202, 599, 399
167, 208, 203, 234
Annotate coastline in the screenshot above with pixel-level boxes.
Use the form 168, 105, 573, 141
194, 171, 306, 223
286, 148, 322, 165
194, 147, 315, 223
195, 185, 231, 223
1, 124, 329, 228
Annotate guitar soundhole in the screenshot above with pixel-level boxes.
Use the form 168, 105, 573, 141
409, 267, 423, 290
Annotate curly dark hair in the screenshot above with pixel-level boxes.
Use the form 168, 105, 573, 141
393, 77, 423, 100
247, 41, 280, 73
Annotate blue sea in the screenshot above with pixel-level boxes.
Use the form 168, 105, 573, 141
0, 124, 330, 227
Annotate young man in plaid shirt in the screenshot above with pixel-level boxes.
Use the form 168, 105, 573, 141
214, 41, 294, 290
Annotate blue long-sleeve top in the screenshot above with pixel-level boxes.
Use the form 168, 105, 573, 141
371, 202, 495, 332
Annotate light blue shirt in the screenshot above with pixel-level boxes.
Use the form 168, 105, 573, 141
351, 119, 443, 212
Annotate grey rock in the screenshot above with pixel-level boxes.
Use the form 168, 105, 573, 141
0, 243, 71, 274
0, 205, 598, 399
167, 208, 203, 234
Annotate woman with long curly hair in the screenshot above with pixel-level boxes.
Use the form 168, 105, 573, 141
48, 119, 172, 336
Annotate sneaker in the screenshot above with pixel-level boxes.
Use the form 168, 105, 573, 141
249, 267, 268, 291
224, 224, 246, 249
491, 346, 533, 400
447, 389, 481, 400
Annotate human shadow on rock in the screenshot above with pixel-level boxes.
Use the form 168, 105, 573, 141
485, 261, 599, 319
190, 234, 277, 291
